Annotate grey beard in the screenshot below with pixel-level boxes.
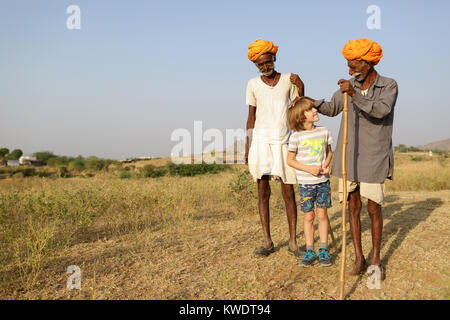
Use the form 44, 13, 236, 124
353, 72, 365, 82
259, 65, 275, 77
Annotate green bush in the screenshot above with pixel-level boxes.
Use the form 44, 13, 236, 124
67, 159, 85, 172
0, 167, 36, 177
119, 171, 132, 179
228, 169, 257, 208
411, 156, 431, 162
431, 149, 449, 156
47, 156, 70, 167
35, 171, 50, 178
56, 166, 68, 177
8, 149, 23, 160
395, 144, 424, 153
47, 157, 57, 167
22, 168, 36, 177
166, 161, 229, 177
0, 147, 9, 157
33, 151, 56, 162
85, 157, 108, 171
142, 164, 166, 178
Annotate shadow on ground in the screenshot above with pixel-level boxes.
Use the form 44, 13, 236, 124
345, 197, 443, 298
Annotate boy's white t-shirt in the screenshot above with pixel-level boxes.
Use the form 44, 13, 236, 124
288, 126, 334, 185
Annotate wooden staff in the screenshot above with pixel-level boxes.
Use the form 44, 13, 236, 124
339, 92, 349, 300
328, 217, 336, 249
294, 84, 300, 98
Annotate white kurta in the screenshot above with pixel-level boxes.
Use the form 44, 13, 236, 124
246, 73, 297, 184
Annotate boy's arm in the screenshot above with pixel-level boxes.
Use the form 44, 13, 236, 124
287, 151, 321, 176
320, 144, 333, 174
323, 144, 333, 168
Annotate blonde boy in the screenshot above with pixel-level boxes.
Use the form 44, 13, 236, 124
286, 97, 334, 267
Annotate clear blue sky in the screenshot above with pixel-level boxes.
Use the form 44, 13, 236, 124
1, 0, 449, 159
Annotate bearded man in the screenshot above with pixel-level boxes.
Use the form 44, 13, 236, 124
292, 38, 398, 276
245, 39, 304, 257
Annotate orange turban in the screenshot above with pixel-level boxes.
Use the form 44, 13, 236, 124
248, 39, 278, 62
342, 38, 383, 65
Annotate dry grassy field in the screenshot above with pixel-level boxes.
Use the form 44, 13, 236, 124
0, 153, 449, 300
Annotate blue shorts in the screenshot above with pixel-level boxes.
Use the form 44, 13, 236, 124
298, 180, 332, 213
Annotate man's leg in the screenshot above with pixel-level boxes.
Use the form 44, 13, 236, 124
348, 187, 366, 273
257, 176, 273, 250
280, 182, 298, 251
367, 199, 383, 265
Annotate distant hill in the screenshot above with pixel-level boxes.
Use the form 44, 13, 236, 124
418, 138, 450, 151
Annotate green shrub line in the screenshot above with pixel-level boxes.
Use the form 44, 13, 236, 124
394, 144, 449, 156
1, 161, 231, 179
118, 162, 231, 179
0, 167, 38, 177
165, 162, 230, 177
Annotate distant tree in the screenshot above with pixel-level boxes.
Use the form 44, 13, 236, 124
85, 156, 107, 171
407, 146, 422, 152
395, 144, 407, 152
8, 149, 23, 160
33, 151, 57, 162
0, 148, 9, 157
68, 158, 85, 172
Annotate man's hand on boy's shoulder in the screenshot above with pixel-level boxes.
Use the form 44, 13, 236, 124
290, 73, 304, 89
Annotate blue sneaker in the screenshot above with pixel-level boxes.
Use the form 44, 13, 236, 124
300, 249, 317, 267
318, 248, 332, 267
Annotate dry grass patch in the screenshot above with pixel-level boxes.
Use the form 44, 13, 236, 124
0, 157, 449, 299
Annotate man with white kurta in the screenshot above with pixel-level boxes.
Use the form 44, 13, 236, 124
245, 39, 303, 257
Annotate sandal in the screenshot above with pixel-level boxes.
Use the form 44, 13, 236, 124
288, 247, 303, 257
253, 245, 275, 257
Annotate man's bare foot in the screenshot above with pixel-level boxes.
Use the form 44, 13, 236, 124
288, 242, 299, 252
348, 257, 367, 275
253, 242, 275, 257
288, 243, 302, 257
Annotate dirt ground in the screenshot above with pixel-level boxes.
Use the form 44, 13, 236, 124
4, 188, 449, 300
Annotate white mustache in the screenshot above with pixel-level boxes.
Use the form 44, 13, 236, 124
259, 65, 275, 76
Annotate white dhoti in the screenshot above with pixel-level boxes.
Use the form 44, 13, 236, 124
248, 141, 297, 184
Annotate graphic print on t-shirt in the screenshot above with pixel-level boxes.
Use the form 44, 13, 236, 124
302, 138, 325, 162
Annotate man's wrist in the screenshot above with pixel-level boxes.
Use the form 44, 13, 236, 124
313, 99, 323, 111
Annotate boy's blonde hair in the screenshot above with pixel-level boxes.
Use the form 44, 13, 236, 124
287, 96, 316, 131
